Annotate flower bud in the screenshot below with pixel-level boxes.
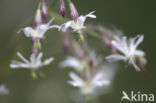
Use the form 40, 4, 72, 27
101, 31, 117, 53
62, 37, 70, 53
41, 1, 48, 20
60, 0, 66, 17
138, 57, 147, 71
34, 8, 42, 27
89, 55, 94, 68
69, 2, 79, 21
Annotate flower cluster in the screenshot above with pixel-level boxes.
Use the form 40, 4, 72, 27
10, 52, 54, 69
22, 18, 60, 39
10, 1, 59, 78
106, 35, 146, 71
8, 0, 147, 102
61, 11, 96, 34
60, 51, 111, 96
95, 27, 147, 71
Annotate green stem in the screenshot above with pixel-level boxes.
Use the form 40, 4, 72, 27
85, 95, 90, 103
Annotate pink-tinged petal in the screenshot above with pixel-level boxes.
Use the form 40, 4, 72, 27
34, 9, 42, 27
69, 2, 79, 21
41, 1, 48, 20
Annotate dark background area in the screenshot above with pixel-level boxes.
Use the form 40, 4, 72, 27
0, 0, 156, 103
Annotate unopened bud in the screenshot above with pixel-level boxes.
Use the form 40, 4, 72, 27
99, 27, 118, 53
60, 0, 66, 17
41, 1, 48, 20
103, 38, 112, 49
89, 55, 94, 68
62, 37, 70, 53
34, 8, 42, 27
69, 2, 79, 21
139, 57, 147, 71
77, 49, 84, 60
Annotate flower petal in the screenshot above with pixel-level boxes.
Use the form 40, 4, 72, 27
129, 58, 141, 72
91, 71, 110, 86
47, 17, 55, 25
61, 21, 74, 32
43, 57, 54, 65
10, 61, 29, 68
23, 27, 34, 37
134, 35, 144, 48
68, 72, 84, 87
85, 11, 96, 18
36, 53, 43, 62
10, 63, 28, 68
17, 52, 29, 64
112, 41, 125, 54
106, 54, 127, 61
37, 24, 49, 36
60, 56, 81, 69
48, 25, 60, 30
94, 80, 110, 87
77, 16, 86, 27
134, 50, 145, 57
122, 37, 129, 54
30, 53, 36, 64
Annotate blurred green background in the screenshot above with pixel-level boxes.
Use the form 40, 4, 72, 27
0, 0, 156, 103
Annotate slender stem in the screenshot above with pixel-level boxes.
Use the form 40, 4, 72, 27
32, 38, 36, 55
85, 95, 90, 103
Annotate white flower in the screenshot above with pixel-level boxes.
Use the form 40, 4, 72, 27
61, 11, 96, 34
10, 52, 54, 69
60, 52, 102, 72
106, 35, 145, 71
60, 56, 85, 72
0, 85, 9, 95
68, 72, 110, 95
20, 18, 60, 39
89, 51, 102, 68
